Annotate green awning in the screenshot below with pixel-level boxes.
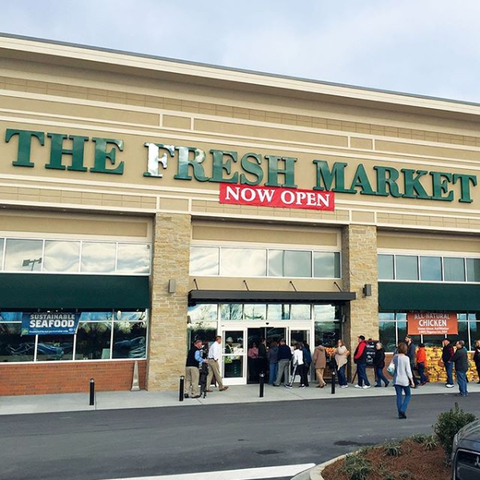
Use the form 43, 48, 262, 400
379, 282, 480, 311
0, 274, 150, 310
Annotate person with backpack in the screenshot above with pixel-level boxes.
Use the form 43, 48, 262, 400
313, 340, 327, 388
373, 342, 389, 387
354, 335, 371, 389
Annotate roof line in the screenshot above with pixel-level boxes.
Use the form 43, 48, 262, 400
0, 31, 479, 109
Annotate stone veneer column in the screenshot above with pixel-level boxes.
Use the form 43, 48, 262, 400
147, 212, 191, 391
342, 225, 379, 379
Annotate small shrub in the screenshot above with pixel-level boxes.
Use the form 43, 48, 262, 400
410, 433, 428, 444
433, 402, 476, 457
420, 435, 438, 451
383, 441, 403, 457
340, 453, 372, 480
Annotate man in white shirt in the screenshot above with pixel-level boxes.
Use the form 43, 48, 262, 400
206, 335, 229, 392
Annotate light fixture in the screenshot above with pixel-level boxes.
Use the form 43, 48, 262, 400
168, 279, 177, 294
363, 284, 372, 297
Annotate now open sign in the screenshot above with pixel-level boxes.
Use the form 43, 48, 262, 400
219, 184, 335, 211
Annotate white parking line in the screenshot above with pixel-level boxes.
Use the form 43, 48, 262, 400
102, 463, 315, 480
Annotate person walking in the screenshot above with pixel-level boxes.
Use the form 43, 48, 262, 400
267, 341, 278, 385
313, 340, 327, 388
442, 338, 455, 388
405, 336, 419, 386
392, 342, 415, 419
273, 338, 292, 386
206, 336, 229, 392
474, 339, 480, 384
184, 339, 206, 398
452, 340, 469, 397
373, 342, 389, 387
286, 343, 306, 389
416, 343, 428, 386
302, 342, 311, 387
354, 335, 371, 389
335, 339, 349, 388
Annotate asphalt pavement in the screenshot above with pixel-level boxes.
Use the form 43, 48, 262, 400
1, 392, 479, 480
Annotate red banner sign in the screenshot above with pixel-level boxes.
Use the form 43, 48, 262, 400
407, 312, 458, 335
219, 184, 335, 211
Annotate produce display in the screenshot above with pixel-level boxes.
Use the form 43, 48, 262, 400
424, 346, 478, 383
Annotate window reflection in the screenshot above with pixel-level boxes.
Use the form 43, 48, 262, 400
220, 304, 243, 320
378, 255, 394, 280
112, 322, 147, 358
0, 323, 35, 362
81, 242, 116, 273
314, 252, 340, 278
44, 240, 80, 272
4, 239, 43, 272
396, 255, 418, 280
0, 238, 4, 270
314, 304, 336, 322
467, 258, 480, 282
188, 304, 218, 323
290, 304, 311, 320
269, 250, 311, 277
267, 304, 290, 320
116, 244, 151, 274
444, 258, 465, 282
243, 304, 266, 320
36, 335, 74, 361
76, 322, 112, 360
220, 248, 267, 276
190, 247, 219, 275
420, 256, 442, 281
314, 321, 340, 347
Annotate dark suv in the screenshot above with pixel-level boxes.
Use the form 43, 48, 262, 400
452, 420, 480, 480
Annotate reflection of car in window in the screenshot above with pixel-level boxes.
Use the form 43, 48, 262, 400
114, 337, 146, 358
452, 420, 480, 479
37, 343, 64, 360
8, 342, 35, 356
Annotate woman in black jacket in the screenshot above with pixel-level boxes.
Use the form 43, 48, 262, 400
374, 342, 390, 387
474, 340, 480, 385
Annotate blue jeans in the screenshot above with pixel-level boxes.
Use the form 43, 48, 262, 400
445, 361, 454, 385
457, 371, 468, 396
417, 363, 428, 384
337, 364, 347, 386
357, 363, 370, 386
394, 385, 412, 415
375, 367, 389, 386
268, 362, 278, 385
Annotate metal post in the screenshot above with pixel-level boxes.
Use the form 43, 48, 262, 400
179, 376, 185, 402
259, 372, 265, 398
89, 378, 95, 406
331, 369, 336, 395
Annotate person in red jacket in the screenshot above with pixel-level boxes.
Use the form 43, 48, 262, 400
354, 335, 371, 389
416, 343, 428, 386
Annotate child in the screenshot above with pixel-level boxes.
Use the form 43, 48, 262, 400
416, 343, 428, 386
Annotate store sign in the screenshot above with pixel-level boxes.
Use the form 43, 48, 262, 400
219, 184, 335, 211
3, 127, 478, 204
21, 312, 80, 335
407, 312, 458, 335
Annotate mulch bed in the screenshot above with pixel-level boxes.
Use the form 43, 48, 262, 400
322, 439, 450, 480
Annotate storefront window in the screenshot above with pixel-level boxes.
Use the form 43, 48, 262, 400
395, 255, 418, 281
290, 304, 311, 320
220, 304, 243, 320
36, 335, 74, 361
4, 239, 43, 272
188, 304, 218, 323
0, 238, 4, 270
116, 244, 151, 274
76, 322, 112, 360
379, 320, 396, 352
0, 322, 35, 362
444, 257, 465, 282
243, 304, 266, 320
269, 250, 311, 277
313, 252, 340, 278
220, 248, 267, 276
466, 258, 480, 282
420, 256, 442, 281
314, 321, 340, 347
314, 304, 338, 322
81, 242, 116, 273
112, 321, 147, 359
448, 321, 470, 348
267, 304, 290, 320
190, 247, 219, 276
43, 240, 80, 272
378, 254, 394, 280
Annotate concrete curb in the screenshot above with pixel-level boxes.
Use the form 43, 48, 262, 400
291, 454, 346, 480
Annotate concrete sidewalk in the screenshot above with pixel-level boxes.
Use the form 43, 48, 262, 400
1, 382, 478, 416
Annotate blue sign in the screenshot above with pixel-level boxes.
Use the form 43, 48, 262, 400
21, 312, 80, 335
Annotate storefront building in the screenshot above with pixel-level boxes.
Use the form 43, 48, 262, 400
1, 34, 480, 395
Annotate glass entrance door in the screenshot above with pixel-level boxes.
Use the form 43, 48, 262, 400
222, 329, 246, 385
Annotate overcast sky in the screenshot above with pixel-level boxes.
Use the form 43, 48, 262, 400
1, 1, 480, 103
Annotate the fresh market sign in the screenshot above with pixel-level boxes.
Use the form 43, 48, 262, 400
21, 312, 80, 335
4, 128, 478, 204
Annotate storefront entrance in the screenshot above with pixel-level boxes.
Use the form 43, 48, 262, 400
220, 324, 312, 385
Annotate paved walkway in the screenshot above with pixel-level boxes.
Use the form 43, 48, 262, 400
1, 381, 477, 416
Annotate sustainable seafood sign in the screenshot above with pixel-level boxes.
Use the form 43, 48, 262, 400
21, 312, 80, 335
407, 312, 458, 335
220, 184, 335, 211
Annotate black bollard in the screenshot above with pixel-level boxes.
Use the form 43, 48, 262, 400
259, 372, 265, 398
331, 369, 336, 395
89, 378, 95, 406
179, 376, 185, 402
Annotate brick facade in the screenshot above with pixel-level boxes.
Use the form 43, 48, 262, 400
0, 360, 146, 396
